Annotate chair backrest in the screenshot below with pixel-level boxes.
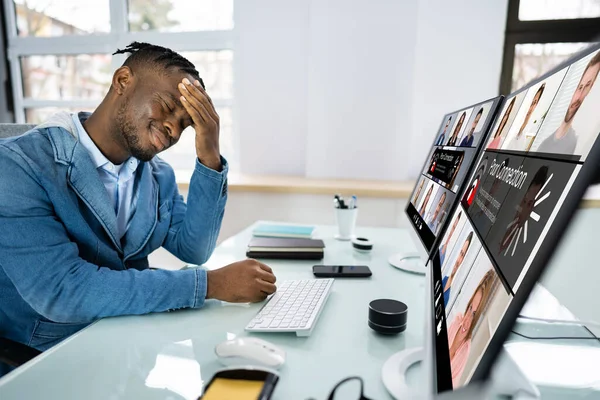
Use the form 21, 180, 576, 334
0, 123, 36, 139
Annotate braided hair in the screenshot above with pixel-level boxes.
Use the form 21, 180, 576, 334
112, 41, 205, 89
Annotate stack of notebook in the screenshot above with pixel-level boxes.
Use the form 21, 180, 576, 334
246, 237, 325, 260
252, 223, 316, 239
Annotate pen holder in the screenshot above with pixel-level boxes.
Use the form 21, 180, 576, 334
335, 207, 358, 240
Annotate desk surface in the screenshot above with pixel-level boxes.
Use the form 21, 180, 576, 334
1, 223, 599, 399
0, 224, 425, 400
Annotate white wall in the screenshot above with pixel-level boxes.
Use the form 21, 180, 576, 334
407, 0, 508, 177
148, 190, 409, 270
235, 0, 508, 180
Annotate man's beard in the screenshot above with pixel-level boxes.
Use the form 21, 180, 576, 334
115, 100, 155, 162
564, 101, 581, 124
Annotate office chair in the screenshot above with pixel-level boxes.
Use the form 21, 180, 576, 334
0, 337, 41, 368
0, 123, 41, 371
0, 123, 36, 139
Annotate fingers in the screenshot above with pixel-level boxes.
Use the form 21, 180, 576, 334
179, 79, 219, 123
257, 280, 277, 295
257, 262, 273, 274
193, 79, 216, 109
179, 84, 212, 125
257, 268, 276, 284
180, 95, 205, 127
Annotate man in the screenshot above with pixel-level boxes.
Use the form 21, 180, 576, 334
436, 116, 452, 146
0, 43, 277, 357
499, 166, 548, 256
459, 108, 483, 147
442, 231, 473, 306
537, 52, 600, 154
506, 83, 545, 151
426, 191, 447, 235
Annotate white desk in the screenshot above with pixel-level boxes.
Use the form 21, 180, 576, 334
1, 223, 598, 399
0, 224, 425, 399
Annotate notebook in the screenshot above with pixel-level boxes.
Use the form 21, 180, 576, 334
246, 237, 325, 260
252, 224, 316, 239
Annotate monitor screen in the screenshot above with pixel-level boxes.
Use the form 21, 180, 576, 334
431, 44, 600, 393
406, 98, 502, 253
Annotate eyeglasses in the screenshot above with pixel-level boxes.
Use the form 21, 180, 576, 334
306, 376, 372, 400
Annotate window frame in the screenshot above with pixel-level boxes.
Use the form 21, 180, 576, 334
2, 0, 234, 123
500, 0, 600, 95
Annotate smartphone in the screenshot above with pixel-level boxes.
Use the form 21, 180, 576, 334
199, 368, 279, 400
312, 265, 372, 278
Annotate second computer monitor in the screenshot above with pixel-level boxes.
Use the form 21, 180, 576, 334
431, 43, 600, 394
406, 97, 502, 255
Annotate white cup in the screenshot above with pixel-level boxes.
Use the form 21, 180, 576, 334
335, 208, 358, 240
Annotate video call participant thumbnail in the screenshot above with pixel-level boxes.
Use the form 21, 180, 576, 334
413, 177, 426, 205
447, 269, 497, 387
436, 116, 453, 146
535, 52, 600, 155
442, 231, 473, 305
426, 191, 448, 235
487, 97, 516, 149
447, 112, 466, 147
459, 108, 483, 147
439, 210, 463, 266
418, 183, 435, 216
505, 83, 545, 152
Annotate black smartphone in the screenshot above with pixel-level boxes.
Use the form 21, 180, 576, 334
312, 265, 372, 278
198, 368, 279, 400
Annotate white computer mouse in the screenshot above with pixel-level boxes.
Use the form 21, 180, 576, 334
215, 337, 286, 369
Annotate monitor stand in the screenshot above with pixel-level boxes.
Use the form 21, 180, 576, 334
381, 346, 540, 400
381, 347, 426, 399
388, 252, 426, 274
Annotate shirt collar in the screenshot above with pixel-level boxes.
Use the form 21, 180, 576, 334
72, 112, 139, 173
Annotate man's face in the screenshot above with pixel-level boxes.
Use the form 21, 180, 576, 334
516, 183, 543, 225
469, 113, 482, 135
443, 119, 451, 134
565, 63, 600, 123
452, 239, 470, 274
449, 213, 461, 235
116, 70, 194, 161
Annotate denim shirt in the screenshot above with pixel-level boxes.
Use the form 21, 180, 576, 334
0, 122, 228, 351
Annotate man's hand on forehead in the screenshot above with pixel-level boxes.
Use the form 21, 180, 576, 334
178, 77, 222, 171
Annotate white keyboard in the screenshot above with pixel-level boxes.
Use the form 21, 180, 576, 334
245, 278, 334, 337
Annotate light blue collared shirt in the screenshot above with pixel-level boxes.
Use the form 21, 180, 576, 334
72, 113, 140, 240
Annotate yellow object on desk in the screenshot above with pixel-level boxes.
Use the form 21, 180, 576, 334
201, 378, 264, 400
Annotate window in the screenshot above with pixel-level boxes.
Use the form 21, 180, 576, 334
500, 0, 600, 94
4, 0, 236, 172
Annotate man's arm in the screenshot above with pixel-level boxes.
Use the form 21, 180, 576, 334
0, 146, 206, 324
160, 157, 228, 265
160, 77, 227, 265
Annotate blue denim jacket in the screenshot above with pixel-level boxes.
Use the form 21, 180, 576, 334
0, 113, 228, 351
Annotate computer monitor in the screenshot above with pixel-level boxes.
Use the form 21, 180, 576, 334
430, 42, 600, 396
391, 97, 502, 273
